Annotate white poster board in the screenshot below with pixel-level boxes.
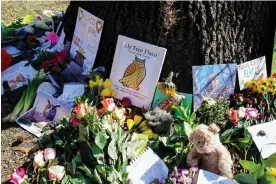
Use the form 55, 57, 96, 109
237, 56, 267, 90
197, 170, 238, 184
110, 35, 166, 109
69, 7, 104, 75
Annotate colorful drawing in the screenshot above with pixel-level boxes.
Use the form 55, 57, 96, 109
17, 91, 71, 137
119, 55, 146, 90
237, 56, 267, 90
192, 64, 237, 111
271, 29, 276, 77
9, 74, 28, 90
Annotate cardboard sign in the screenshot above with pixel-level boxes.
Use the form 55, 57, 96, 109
271, 29, 276, 77
237, 56, 267, 90
110, 35, 166, 109
17, 91, 71, 137
247, 121, 276, 159
197, 170, 238, 184
1, 61, 36, 95
69, 7, 104, 75
192, 64, 237, 111
127, 148, 168, 184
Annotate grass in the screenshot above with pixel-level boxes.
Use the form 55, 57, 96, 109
1, 1, 69, 23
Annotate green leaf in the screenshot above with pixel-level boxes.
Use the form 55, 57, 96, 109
47, 159, 59, 168
174, 123, 184, 135
61, 175, 69, 184
40, 177, 47, 184
240, 160, 264, 179
234, 173, 257, 184
95, 133, 107, 150
189, 112, 196, 123
92, 144, 102, 158
264, 153, 276, 168
260, 171, 276, 184
72, 155, 82, 174
78, 164, 94, 179
93, 169, 102, 184
96, 165, 106, 175
183, 121, 192, 137
108, 140, 117, 160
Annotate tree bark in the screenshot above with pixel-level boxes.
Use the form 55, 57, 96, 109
63, 1, 276, 93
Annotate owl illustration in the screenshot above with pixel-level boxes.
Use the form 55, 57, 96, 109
119, 55, 146, 90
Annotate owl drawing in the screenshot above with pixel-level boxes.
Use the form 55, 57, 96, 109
119, 55, 146, 90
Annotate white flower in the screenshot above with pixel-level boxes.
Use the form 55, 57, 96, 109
48, 165, 66, 181
33, 150, 45, 167
237, 107, 246, 118
43, 148, 56, 161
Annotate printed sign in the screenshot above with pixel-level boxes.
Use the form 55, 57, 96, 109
110, 35, 166, 109
192, 64, 237, 111
17, 91, 71, 137
247, 121, 276, 159
271, 29, 276, 77
197, 170, 238, 184
237, 56, 267, 90
69, 7, 104, 75
1, 61, 36, 95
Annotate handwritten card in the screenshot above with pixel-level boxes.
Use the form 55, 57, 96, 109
237, 56, 267, 90
110, 35, 166, 109
247, 121, 276, 159
17, 91, 71, 137
271, 29, 276, 77
127, 148, 168, 184
61, 82, 85, 106
1, 61, 36, 95
197, 170, 238, 184
69, 7, 104, 75
192, 64, 237, 111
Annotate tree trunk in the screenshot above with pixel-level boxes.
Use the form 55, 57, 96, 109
63, 1, 276, 93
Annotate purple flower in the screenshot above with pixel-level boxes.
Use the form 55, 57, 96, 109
177, 175, 186, 182
169, 173, 175, 178
170, 177, 177, 183
184, 177, 193, 184
182, 169, 189, 175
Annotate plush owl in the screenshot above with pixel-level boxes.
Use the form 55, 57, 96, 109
119, 55, 146, 90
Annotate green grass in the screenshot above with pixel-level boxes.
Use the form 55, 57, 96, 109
1, 1, 69, 23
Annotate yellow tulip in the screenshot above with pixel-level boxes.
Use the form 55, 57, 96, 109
127, 119, 134, 130
89, 80, 96, 88
100, 88, 112, 97
134, 115, 143, 125
111, 90, 117, 97
103, 79, 112, 88
141, 129, 153, 137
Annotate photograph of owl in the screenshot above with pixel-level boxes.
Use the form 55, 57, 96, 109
119, 55, 146, 90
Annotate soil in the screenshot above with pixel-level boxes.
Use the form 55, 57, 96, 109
1, 95, 37, 183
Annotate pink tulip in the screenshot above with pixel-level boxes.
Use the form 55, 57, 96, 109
48, 165, 66, 181
33, 150, 45, 168
43, 148, 56, 161
245, 108, 259, 119
10, 168, 26, 184
101, 98, 116, 112
69, 115, 79, 127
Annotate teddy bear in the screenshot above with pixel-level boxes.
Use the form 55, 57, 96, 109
186, 123, 233, 179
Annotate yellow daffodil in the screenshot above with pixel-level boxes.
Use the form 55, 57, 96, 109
111, 90, 117, 97
89, 80, 96, 88
95, 76, 103, 87
134, 115, 143, 125
126, 119, 135, 130
100, 88, 112, 97
103, 79, 112, 88
267, 167, 276, 176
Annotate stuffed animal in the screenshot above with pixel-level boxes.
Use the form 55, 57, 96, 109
186, 124, 233, 179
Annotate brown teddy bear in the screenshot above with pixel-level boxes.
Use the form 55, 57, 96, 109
186, 124, 233, 179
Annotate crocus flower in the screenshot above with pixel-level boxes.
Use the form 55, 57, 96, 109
181, 169, 189, 175
33, 150, 45, 167
10, 168, 26, 184
69, 115, 79, 127
103, 79, 112, 88
227, 108, 239, 125
245, 108, 259, 119
48, 165, 65, 181
122, 97, 131, 107
101, 98, 116, 112
237, 107, 246, 118
43, 148, 56, 161
190, 167, 199, 173
74, 103, 93, 118
113, 107, 126, 122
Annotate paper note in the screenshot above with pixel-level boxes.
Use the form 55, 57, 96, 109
197, 170, 238, 184
2, 45, 22, 57
110, 35, 166, 109
247, 121, 276, 159
271, 29, 276, 77
1, 61, 36, 95
127, 148, 168, 184
192, 64, 237, 111
37, 82, 59, 96
69, 7, 104, 75
16, 91, 71, 137
61, 82, 85, 106
237, 56, 267, 90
